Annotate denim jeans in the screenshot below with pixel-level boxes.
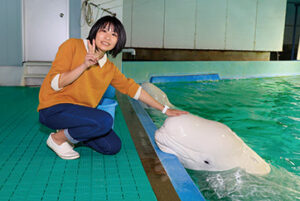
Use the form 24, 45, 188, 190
39, 103, 121, 155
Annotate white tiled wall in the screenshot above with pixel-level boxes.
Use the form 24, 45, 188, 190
124, 0, 287, 51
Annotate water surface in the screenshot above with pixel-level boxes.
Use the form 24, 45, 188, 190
146, 76, 300, 200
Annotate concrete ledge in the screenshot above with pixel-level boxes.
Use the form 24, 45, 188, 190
123, 61, 300, 83
0, 66, 22, 86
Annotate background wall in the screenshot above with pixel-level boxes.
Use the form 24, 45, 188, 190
280, 0, 300, 59
284, 0, 300, 45
70, 0, 82, 39
0, 0, 22, 67
0, 0, 81, 85
0, 0, 81, 67
123, 0, 287, 52
0, 0, 297, 85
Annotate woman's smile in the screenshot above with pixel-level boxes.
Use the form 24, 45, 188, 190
101, 41, 110, 46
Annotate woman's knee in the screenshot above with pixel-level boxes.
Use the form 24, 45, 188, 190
93, 111, 113, 133
84, 131, 121, 155
104, 139, 121, 155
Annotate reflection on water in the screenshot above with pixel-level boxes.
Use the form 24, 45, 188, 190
187, 166, 300, 201
146, 76, 300, 200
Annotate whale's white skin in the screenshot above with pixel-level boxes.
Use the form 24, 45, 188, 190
155, 114, 271, 175
141, 83, 174, 108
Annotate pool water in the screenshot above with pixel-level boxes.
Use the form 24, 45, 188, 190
145, 76, 300, 201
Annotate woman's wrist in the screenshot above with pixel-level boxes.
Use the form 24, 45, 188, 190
82, 62, 89, 70
162, 105, 169, 114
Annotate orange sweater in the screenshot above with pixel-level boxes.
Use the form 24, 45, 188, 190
37, 38, 140, 111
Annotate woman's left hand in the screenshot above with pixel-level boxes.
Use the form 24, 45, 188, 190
165, 109, 189, 117
138, 89, 188, 117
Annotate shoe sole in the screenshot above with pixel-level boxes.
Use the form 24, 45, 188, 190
47, 144, 80, 160
57, 153, 80, 160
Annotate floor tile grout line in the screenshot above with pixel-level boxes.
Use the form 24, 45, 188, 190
0, 108, 32, 144
0, 122, 40, 191
0, 114, 38, 169
40, 157, 58, 201
8, 126, 45, 200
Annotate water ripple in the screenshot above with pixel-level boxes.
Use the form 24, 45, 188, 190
151, 76, 300, 200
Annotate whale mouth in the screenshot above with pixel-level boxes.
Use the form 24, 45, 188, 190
234, 146, 271, 175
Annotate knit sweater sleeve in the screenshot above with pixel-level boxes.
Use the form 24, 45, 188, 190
110, 64, 140, 98
47, 39, 76, 82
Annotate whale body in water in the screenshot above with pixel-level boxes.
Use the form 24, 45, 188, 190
155, 114, 271, 175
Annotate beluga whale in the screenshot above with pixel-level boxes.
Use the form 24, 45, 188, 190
140, 82, 270, 175
155, 114, 271, 175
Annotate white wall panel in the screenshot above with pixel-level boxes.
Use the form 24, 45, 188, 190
255, 0, 287, 51
124, 0, 287, 51
196, 0, 227, 49
164, 0, 196, 49
123, 0, 132, 47
24, 0, 69, 61
131, 0, 164, 48
226, 0, 257, 50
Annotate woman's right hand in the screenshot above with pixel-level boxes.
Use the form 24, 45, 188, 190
84, 39, 98, 69
59, 39, 100, 88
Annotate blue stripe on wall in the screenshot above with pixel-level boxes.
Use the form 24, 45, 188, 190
70, 0, 81, 38
0, 1, 7, 65
0, 0, 22, 66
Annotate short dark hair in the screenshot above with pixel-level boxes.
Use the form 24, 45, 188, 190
87, 15, 126, 57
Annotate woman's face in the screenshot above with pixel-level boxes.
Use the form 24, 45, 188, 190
95, 23, 118, 53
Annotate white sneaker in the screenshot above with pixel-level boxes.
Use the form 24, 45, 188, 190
46, 133, 80, 160
56, 130, 75, 148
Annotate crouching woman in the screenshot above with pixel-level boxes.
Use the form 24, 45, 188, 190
38, 16, 187, 159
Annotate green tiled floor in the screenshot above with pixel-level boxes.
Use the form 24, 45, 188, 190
0, 87, 157, 201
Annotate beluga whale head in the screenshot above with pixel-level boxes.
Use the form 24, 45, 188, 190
155, 114, 271, 175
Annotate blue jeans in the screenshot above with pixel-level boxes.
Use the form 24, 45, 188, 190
39, 103, 121, 155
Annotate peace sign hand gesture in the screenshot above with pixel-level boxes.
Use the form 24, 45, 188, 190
83, 39, 99, 69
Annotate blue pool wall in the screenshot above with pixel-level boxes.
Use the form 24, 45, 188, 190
129, 99, 206, 201
123, 61, 300, 83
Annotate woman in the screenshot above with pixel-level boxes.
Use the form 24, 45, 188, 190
38, 15, 187, 160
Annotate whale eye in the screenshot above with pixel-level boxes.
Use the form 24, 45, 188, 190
204, 160, 210, 165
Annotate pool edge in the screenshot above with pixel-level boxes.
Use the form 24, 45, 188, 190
128, 98, 206, 201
